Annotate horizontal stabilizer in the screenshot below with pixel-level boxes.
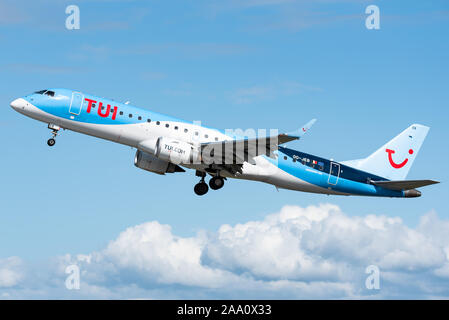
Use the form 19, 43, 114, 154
372, 179, 440, 191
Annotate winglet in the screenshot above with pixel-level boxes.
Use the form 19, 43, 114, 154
287, 118, 317, 139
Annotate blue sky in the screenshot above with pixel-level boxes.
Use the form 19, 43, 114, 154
0, 0, 449, 299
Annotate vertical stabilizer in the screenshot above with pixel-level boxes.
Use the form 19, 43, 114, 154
341, 124, 429, 180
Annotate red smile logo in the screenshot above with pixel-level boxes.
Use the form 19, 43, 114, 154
386, 148, 413, 169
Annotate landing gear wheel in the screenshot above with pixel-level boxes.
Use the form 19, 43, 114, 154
209, 177, 224, 190
194, 182, 209, 196
47, 124, 60, 147
47, 138, 56, 147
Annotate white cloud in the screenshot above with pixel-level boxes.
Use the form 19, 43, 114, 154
101, 221, 238, 288
1, 204, 449, 299
0, 257, 23, 288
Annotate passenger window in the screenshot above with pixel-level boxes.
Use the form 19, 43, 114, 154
92, 103, 96, 108
119, 111, 123, 115
174, 126, 178, 130
138, 116, 142, 120
284, 156, 287, 160
156, 121, 160, 125
205, 134, 208, 138
184, 129, 188, 133
195, 132, 199, 136
215, 137, 218, 141
165, 124, 169, 128
129, 114, 132, 118
147, 119, 151, 123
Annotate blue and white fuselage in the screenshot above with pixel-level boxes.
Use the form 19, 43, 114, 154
10, 88, 438, 198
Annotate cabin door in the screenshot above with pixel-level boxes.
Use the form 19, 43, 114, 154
328, 162, 340, 185
69, 92, 84, 115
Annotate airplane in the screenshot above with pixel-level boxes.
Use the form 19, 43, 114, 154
10, 88, 439, 197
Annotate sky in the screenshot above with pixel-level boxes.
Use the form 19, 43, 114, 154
0, 0, 448, 299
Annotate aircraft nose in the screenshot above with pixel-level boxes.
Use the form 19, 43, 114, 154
10, 98, 27, 111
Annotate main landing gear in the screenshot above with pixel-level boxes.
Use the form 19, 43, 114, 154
194, 180, 209, 196
194, 171, 225, 196
209, 176, 225, 190
47, 124, 60, 147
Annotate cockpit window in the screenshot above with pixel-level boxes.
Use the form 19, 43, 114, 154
34, 90, 55, 97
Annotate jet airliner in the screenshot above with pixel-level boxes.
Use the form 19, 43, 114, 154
10, 89, 439, 197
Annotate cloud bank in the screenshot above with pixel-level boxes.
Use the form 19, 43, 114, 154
1, 204, 449, 299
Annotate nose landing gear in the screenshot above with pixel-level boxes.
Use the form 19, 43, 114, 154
47, 138, 56, 147
47, 124, 60, 147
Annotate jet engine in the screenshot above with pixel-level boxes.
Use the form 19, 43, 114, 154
154, 137, 201, 164
134, 150, 185, 175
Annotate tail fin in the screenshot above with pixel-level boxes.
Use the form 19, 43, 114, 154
341, 124, 430, 180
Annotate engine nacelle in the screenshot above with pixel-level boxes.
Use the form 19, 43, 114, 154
155, 137, 200, 164
134, 150, 184, 175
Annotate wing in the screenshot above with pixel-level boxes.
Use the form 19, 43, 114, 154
199, 119, 316, 173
